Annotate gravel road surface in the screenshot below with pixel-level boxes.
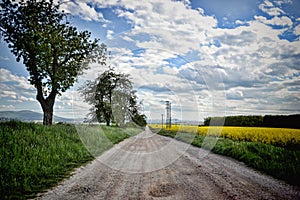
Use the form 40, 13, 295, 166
37, 127, 300, 200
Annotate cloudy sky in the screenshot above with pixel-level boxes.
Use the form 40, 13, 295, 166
0, 0, 300, 122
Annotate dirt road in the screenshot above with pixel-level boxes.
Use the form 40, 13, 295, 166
37, 127, 300, 199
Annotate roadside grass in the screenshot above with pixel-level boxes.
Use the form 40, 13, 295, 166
153, 128, 300, 186
0, 121, 142, 199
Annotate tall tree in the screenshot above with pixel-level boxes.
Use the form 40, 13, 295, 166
79, 68, 146, 127
0, 0, 106, 125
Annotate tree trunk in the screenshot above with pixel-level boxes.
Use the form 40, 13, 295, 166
37, 91, 56, 125
43, 105, 54, 125
106, 119, 110, 126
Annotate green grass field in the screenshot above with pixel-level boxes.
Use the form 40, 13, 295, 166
0, 121, 142, 199
152, 128, 300, 186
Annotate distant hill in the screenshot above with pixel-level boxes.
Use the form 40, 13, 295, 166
0, 110, 74, 122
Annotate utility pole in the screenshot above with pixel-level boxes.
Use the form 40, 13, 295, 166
165, 101, 171, 128
161, 114, 164, 128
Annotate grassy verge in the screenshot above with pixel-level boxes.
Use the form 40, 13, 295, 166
154, 128, 300, 186
0, 121, 143, 199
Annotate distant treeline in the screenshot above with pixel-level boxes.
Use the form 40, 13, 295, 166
203, 114, 300, 129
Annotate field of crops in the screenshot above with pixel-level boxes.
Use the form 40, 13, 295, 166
150, 124, 300, 148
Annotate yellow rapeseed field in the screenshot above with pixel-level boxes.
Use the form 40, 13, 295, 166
150, 124, 300, 147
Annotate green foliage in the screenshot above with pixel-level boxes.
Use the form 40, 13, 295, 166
203, 115, 300, 128
155, 128, 300, 186
263, 114, 300, 129
132, 113, 147, 127
0, 121, 142, 199
0, 0, 106, 125
204, 116, 264, 126
79, 68, 146, 127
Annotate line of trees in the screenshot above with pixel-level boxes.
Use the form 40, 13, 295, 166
203, 114, 300, 129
